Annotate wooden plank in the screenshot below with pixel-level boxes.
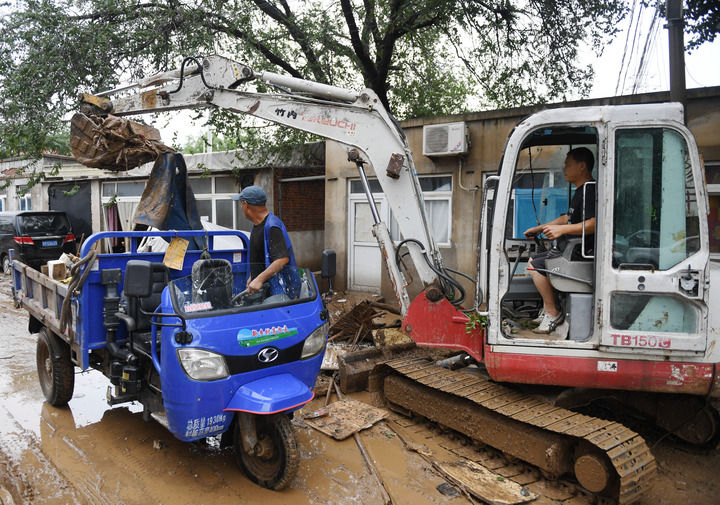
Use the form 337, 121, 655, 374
304, 399, 388, 440
435, 460, 537, 505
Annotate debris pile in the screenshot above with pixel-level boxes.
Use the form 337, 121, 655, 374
320, 295, 450, 393
70, 113, 174, 171
328, 299, 404, 347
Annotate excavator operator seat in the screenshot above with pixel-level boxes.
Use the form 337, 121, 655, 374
544, 238, 593, 294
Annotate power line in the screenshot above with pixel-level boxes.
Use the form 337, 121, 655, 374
615, 0, 638, 95
619, 1, 646, 95
632, 8, 661, 94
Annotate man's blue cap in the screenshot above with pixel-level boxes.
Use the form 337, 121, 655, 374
233, 185, 267, 206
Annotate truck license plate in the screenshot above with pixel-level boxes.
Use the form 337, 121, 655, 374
42, 240, 57, 247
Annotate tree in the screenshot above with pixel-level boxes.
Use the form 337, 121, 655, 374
678, 0, 719, 50
1, 0, 631, 162
182, 132, 240, 155
645, 1, 719, 51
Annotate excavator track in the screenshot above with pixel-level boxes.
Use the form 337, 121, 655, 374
371, 357, 657, 504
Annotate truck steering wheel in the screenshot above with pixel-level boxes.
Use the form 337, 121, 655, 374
231, 283, 271, 306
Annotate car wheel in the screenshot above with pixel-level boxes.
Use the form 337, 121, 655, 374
36, 328, 75, 406
2, 255, 9, 275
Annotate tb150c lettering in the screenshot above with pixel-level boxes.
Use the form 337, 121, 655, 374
611, 334, 671, 348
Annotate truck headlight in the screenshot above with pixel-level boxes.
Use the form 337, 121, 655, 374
177, 348, 229, 381
301, 322, 328, 359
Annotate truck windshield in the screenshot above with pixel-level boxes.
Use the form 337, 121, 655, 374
169, 263, 318, 317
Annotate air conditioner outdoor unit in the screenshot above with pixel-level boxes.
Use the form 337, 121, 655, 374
422, 121, 469, 157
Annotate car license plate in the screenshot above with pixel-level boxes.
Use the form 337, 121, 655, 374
42, 240, 57, 247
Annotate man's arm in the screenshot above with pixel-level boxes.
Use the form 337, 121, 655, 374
247, 226, 291, 293
524, 214, 569, 237
248, 257, 290, 293
542, 217, 595, 240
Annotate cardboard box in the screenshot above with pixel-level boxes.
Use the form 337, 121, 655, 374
41, 265, 49, 276
47, 260, 67, 280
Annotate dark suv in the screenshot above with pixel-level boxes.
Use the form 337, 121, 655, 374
0, 211, 76, 273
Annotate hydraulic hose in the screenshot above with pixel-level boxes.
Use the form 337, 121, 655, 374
394, 238, 466, 306
167, 56, 217, 95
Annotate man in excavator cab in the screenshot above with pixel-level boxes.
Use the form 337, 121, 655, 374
523, 147, 596, 334
235, 185, 302, 299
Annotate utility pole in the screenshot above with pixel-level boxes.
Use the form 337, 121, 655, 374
665, 0, 686, 107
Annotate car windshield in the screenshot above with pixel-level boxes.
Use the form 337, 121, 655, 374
169, 262, 318, 317
18, 214, 71, 235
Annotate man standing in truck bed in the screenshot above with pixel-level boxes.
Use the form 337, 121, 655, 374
235, 186, 301, 298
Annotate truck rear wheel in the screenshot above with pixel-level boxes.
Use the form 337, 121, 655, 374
234, 414, 299, 490
36, 328, 75, 406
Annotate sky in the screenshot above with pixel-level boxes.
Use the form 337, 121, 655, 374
585, 5, 720, 98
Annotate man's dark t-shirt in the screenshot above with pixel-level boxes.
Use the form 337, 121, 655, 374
567, 181, 596, 255
249, 216, 290, 280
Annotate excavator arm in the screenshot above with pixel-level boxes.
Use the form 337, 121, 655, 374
79, 55, 446, 313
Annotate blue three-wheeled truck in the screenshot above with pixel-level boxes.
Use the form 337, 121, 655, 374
11, 230, 333, 489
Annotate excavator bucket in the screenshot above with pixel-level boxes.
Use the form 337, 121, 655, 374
70, 112, 174, 171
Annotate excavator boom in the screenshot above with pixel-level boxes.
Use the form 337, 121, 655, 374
75, 55, 447, 313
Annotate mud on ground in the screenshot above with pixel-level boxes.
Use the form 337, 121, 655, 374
1, 275, 719, 505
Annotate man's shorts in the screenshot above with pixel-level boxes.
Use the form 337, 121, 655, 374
528, 242, 592, 277
528, 251, 551, 276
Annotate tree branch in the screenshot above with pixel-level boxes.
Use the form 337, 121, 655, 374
203, 13, 304, 78
251, 0, 326, 82
339, 0, 378, 83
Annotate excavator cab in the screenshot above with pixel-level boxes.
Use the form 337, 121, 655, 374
487, 104, 710, 357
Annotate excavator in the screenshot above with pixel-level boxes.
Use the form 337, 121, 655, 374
72, 55, 720, 503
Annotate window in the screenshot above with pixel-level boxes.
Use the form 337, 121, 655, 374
102, 181, 145, 197
610, 293, 698, 333
101, 176, 251, 231
191, 176, 251, 230
350, 175, 453, 245
705, 162, 720, 259
17, 186, 31, 211
613, 128, 699, 270
0, 189, 5, 211
189, 178, 212, 194
506, 140, 598, 239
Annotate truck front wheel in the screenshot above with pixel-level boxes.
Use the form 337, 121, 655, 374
36, 328, 75, 406
234, 413, 299, 490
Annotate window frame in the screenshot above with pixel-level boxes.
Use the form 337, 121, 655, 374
349, 174, 453, 247
16, 185, 32, 211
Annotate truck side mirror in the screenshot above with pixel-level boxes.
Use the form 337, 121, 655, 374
321, 249, 336, 279
320, 250, 336, 306
123, 260, 154, 298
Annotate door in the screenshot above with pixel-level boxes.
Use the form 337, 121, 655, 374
348, 198, 384, 291
48, 181, 92, 241
600, 127, 709, 354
